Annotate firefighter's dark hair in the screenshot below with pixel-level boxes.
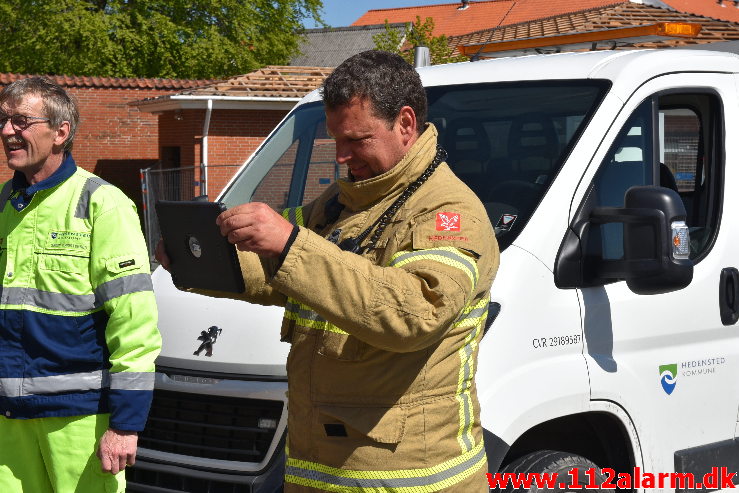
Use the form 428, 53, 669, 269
321, 50, 427, 131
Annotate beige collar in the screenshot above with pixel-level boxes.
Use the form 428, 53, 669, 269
338, 123, 439, 211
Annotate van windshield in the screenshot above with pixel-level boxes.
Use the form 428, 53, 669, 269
221, 80, 609, 250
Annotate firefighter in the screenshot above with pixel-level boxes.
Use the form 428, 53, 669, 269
160, 50, 499, 491
0, 77, 161, 492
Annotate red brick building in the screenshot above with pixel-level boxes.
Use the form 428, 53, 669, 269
134, 66, 332, 200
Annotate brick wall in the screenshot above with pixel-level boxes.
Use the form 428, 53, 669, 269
158, 108, 288, 200
0, 79, 299, 214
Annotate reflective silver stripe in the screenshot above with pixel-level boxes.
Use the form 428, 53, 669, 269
110, 372, 155, 391
458, 329, 475, 451
0, 371, 153, 397
285, 298, 327, 323
0, 275, 152, 313
74, 176, 108, 219
390, 248, 478, 288
284, 297, 348, 334
0, 181, 12, 206
285, 443, 486, 490
0, 370, 109, 398
455, 297, 488, 453
0, 286, 96, 312
95, 273, 153, 304
453, 304, 488, 328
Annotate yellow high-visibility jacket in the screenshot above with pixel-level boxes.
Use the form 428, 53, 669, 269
0, 154, 160, 432
228, 125, 498, 492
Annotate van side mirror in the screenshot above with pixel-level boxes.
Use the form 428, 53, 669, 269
555, 186, 693, 294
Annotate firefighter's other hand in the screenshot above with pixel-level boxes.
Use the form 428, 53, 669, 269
154, 239, 170, 271
217, 202, 293, 257
97, 428, 138, 474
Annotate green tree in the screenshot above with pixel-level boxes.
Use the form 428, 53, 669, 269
0, 0, 323, 79
373, 16, 467, 66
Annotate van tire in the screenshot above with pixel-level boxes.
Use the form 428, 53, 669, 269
492, 450, 607, 492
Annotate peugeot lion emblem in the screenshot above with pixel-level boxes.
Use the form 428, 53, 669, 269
194, 326, 222, 357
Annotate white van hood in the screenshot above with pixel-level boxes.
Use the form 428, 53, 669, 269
152, 267, 289, 377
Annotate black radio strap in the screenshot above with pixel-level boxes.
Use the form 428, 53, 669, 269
336, 145, 447, 254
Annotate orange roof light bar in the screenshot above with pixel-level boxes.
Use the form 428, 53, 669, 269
459, 22, 702, 58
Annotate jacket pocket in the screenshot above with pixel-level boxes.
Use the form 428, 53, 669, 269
318, 404, 407, 444
40, 254, 88, 274
317, 331, 365, 361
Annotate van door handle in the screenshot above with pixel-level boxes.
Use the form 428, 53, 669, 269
719, 267, 739, 326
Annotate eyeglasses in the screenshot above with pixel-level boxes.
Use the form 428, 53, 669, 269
0, 114, 51, 130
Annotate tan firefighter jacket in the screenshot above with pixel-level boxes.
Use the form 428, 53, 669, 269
217, 124, 499, 492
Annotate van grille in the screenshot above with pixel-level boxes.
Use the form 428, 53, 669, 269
139, 389, 284, 463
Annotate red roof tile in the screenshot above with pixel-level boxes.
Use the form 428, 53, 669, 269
351, 0, 626, 36
501, 0, 624, 25
450, 2, 739, 54
662, 0, 739, 23
0, 73, 214, 90
352, 1, 515, 36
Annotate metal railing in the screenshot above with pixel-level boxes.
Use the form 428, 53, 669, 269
141, 164, 244, 260
140, 165, 198, 260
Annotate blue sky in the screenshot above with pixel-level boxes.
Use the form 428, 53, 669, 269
304, 0, 448, 29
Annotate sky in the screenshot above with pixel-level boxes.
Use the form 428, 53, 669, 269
304, 0, 451, 29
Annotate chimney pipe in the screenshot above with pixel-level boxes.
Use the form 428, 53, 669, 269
414, 46, 431, 68
458, 0, 470, 10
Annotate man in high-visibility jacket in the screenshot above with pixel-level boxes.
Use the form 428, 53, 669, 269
160, 50, 499, 491
0, 77, 161, 493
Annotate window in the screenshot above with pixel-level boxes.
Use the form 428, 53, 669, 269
222, 82, 609, 252
587, 92, 722, 261
427, 81, 609, 250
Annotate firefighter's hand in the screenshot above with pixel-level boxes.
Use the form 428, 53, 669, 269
97, 428, 138, 474
154, 239, 170, 271
217, 202, 293, 257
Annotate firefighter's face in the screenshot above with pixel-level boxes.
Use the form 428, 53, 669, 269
326, 97, 418, 181
0, 94, 68, 183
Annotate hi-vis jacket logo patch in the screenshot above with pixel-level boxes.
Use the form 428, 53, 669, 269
436, 212, 461, 231
47, 231, 91, 251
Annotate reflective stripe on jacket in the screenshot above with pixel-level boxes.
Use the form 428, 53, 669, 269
0, 154, 161, 431
230, 124, 499, 492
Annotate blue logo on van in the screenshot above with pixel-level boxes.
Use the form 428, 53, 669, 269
659, 364, 677, 395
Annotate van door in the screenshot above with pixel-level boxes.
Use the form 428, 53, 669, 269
571, 73, 739, 480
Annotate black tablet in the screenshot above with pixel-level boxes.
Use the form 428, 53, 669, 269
155, 200, 245, 293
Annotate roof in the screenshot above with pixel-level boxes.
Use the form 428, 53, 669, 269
291, 24, 406, 67
450, 2, 739, 55
0, 73, 213, 90
134, 65, 334, 113
351, 0, 628, 36
178, 66, 333, 98
352, 0, 739, 37
660, 0, 739, 23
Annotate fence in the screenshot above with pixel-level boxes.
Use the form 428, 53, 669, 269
140, 164, 241, 260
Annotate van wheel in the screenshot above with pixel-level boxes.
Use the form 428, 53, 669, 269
492, 450, 607, 492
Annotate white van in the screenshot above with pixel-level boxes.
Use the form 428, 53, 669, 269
127, 49, 739, 492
